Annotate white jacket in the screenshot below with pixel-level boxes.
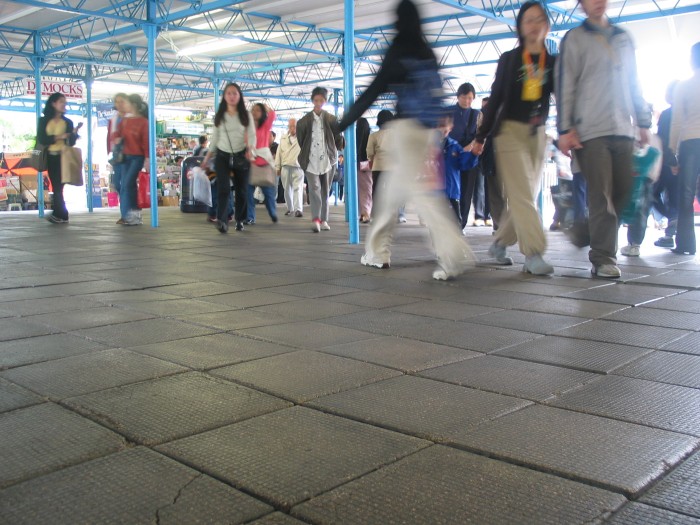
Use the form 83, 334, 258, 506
274, 132, 301, 170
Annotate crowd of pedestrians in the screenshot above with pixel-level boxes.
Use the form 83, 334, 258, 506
37, 0, 699, 280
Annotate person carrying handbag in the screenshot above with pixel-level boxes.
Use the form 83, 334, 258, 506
245, 103, 278, 224
202, 83, 256, 233
36, 92, 82, 224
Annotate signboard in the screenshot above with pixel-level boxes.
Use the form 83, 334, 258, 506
95, 102, 115, 127
25, 80, 84, 100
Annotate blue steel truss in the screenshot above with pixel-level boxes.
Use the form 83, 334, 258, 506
0, 0, 698, 109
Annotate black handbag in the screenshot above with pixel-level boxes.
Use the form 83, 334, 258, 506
224, 121, 250, 173
29, 143, 48, 172
108, 143, 125, 166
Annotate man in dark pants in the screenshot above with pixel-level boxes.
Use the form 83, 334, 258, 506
449, 83, 488, 230
479, 97, 506, 233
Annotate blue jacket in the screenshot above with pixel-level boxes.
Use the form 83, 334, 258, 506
442, 136, 478, 200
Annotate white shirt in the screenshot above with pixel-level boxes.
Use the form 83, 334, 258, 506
209, 111, 256, 155
275, 133, 301, 170
307, 112, 331, 175
670, 71, 700, 154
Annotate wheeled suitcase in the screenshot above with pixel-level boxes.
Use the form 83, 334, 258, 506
180, 156, 209, 213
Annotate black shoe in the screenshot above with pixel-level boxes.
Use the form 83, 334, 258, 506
271, 215, 278, 223
564, 222, 590, 248
236, 221, 244, 231
671, 248, 696, 255
217, 220, 228, 233
654, 236, 674, 248
295, 210, 303, 218
284, 211, 291, 216
243, 219, 255, 225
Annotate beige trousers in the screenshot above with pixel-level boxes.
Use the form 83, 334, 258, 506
493, 120, 547, 256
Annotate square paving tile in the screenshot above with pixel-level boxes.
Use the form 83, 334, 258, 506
0, 333, 109, 370
238, 321, 377, 349
157, 406, 429, 508
642, 296, 700, 314
0, 378, 44, 413
420, 355, 597, 401
74, 318, 220, 347
150, 281, 245, 298
614, 351, 700, 388
390, 299, 500, 321
26, 306, 156, 331
0, 447, 272, 525
267, 282, 357, 298
202, 290, 300, 308
662, 332, 700, 356
182, 309, 284, 331
553, 319, 689, 348
251, 298, 366, 322
630, 271, 700, 289
126, 297, 239, 317
248, 512, 308, 525
308, 375, 531, 442
0, 317, 59, 342
641, 451, 700, 518
0, 403, 125, 488
564, 284, 682, 306
210, 350, 401, 403
513, 296, 628, 318
330, 290, 421, 309
319, 336, 479, 372
128, 333, 296, 369
0, 348, 187, 399
601, 307, 700, 331
64, 372, 291, 445
548, 375, 700, 436
494, 336, 653, 373
2, 296, 103, 316
445, 289, 544, 308
468, 310, 587, 335
292, 445, 626, 525
457, 404, 697, 496
607, 503, 700, 524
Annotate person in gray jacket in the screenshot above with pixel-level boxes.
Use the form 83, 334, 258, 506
296, 87, 344, 232
556, 0, 651, 278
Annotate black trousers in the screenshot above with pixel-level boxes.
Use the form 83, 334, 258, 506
215, 151, 249, 223
47, 152, 68, 219
459, 166, 487, 228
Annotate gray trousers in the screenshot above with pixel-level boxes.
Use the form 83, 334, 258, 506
575, 136, 634, 266
306, 170, 330, 222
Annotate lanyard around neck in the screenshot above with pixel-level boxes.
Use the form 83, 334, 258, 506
522, 49, 546, 80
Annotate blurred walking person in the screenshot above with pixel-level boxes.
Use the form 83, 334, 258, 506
338, 0, 474, 280
276, 118, 304, 217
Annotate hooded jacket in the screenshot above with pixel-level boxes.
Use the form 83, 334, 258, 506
556, 20, 651, 142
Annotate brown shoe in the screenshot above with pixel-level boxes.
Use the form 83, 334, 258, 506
116, 218, 126, 225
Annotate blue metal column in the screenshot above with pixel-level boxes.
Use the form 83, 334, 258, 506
85, 66, 94, 212
213, 63, 221, 111
343, 0, 359, 244
32, 38, 45, 218
145, 2, 158, 227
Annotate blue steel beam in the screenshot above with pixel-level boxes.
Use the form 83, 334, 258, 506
4, 0, 138, 24
344, 0, 359, 244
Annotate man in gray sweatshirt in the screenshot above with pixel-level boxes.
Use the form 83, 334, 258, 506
556, 0, 651, 278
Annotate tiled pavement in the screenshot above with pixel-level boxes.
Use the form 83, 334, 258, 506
0, 205, 699, 524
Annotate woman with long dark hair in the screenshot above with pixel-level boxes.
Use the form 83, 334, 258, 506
472, 1, 556, 275
113, 93, 149, 225
245, 102, 278, 224
338, 0, 473, 280
36, 92, 81, 223
203, 83, 256, 233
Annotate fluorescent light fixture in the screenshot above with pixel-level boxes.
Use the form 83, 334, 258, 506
177, 38, 243, 56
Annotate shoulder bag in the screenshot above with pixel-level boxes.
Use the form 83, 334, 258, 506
61, 145, 84, 186
224, 118, 250, 173
29, 143, 48, 172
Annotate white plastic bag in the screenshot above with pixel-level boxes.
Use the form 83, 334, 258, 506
192, 166, 212, 207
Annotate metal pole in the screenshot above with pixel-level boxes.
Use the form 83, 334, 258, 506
144, 6, 158, 227
213, 63, 221, 111
86, 66, 94, 212
32, 39, 45, 218
344, 0, 359, 244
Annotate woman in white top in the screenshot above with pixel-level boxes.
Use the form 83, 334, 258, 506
203, 83, 256, 233
367, 110, 405, 222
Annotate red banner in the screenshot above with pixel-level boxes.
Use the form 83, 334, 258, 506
25, 80, 84, 100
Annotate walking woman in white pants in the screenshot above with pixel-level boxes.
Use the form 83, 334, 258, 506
338, 0, 474, 280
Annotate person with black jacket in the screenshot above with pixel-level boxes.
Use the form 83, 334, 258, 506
472, 1, 555, 275
338, 0, 473, 280
36, 92, 81, 224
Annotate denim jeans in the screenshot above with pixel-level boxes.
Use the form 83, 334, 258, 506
119, 154, 144, 220
208, 179, 233, 219
215, 151, 248, 223
572, 171, 588, 223
626, 178, 654, 246
112, 163, 123, 193
246, 184, 278, 221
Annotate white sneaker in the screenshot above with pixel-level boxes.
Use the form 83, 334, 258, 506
488, 242, 513, 265
620, 244, 640, 257
320, 221, 331, 231
522, 254, 554, 275
473, 219, 485, 227
432, 268, 450, 280
398, 215, 407, 223
592, 264, 621, 278
312, 220, 321, 233
361, 254, 390, 269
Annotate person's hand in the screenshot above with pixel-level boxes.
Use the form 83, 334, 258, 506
143, 159, 149, 173
558, 130, 583, 158
471, 142, 484, 156
463, 143, 474, 153
638, 128, 651, 147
